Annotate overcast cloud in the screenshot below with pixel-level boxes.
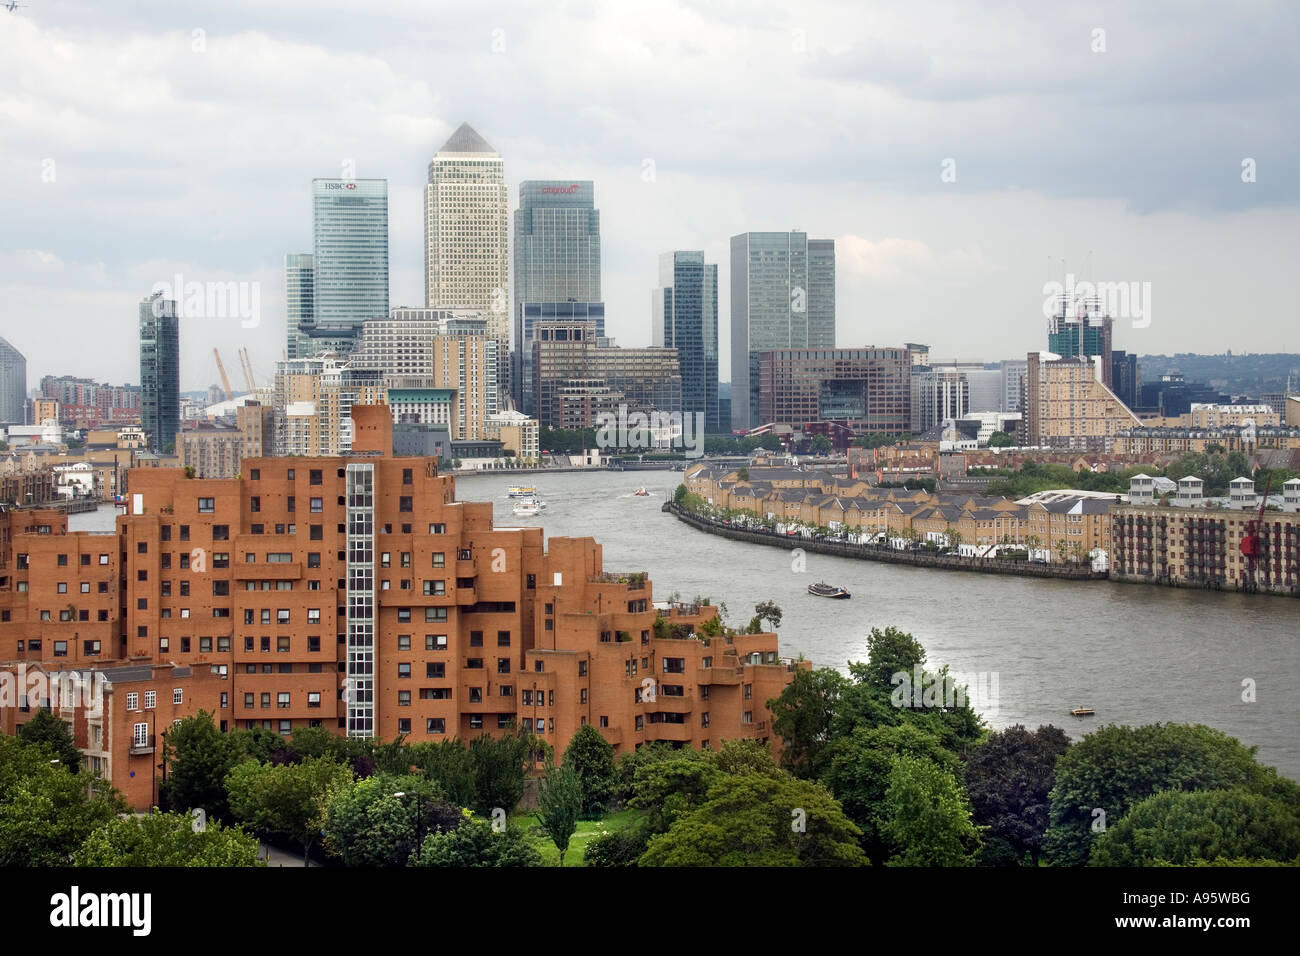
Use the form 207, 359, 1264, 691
1, 0, 1296, 390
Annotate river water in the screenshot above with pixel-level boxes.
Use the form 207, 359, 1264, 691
73, 469, 1300, 780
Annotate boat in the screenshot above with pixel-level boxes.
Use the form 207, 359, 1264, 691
508, 486, 537, 498
807, 581, 851, 599
512, 496, 545, 517
1069, 707, 1095, 717
632, 487, 650, 497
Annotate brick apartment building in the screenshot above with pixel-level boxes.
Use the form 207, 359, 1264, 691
0, 405, 800, 807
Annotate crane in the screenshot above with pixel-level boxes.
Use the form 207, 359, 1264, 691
1239, 473, 1272, 592
212, 349, 235, 402
237, 347, 256, 394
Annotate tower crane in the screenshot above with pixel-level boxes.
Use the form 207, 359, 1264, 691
212, 349, 235, 402
238, 347, 257, 394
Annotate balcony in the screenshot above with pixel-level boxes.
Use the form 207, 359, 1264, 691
643, 721, 692, 743
589, 572, 647, 590
653, 692, 693, 715
129, 734, 156, 755
697, 666, 742, 686
235, 560, 302, 581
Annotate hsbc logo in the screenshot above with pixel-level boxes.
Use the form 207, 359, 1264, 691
541, 184, 580, 194
323, 182, 358, 190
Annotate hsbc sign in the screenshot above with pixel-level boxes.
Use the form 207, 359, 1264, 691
322, 182, 359, 190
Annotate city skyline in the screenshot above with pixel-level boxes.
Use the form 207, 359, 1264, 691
3, 3, 1296, 391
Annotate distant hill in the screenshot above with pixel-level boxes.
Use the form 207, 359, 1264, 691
1137, 353, 1300, 396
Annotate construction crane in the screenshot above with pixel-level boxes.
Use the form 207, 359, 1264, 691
237, 347, 257, 394
1239, 473, 1272, 592
212, 349, 235, 402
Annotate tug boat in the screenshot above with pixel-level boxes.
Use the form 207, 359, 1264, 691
1069, 707, 1096, 717
807, 581, 851, 599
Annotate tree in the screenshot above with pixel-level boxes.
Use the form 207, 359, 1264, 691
1043, 723, 1283, 867
410, 817, 543, 867
225, 756, 354, 865
767, 667, 847, 778
535, 765, 583, 866
707, 739, 782, 777
73, 811, 262, 867
0, 735, 128, 866
987, 431, 1015, 448
747, 600, 783, 634
946, 527, 963, 552
639, 771, 868, 867
562, 725, 618, 818
737, 466, 750, 482
322, 773, 461, 866
18, 709, 81, 772
673, 483, 688, 505
469, 730, 535, 816
628, 750, 720, 833
1090, 788, 1300, 866
822, 722, 959, 862
857, 626, 928, 695
881, 754, 981, 866
409, 739, 477, 808
852, 433, 895, 450
162, 711, 243, 820
586, 821, 652, 867
810, 435, 832, 455
1025, 534, 1042, 552
963, 724, 1071, 865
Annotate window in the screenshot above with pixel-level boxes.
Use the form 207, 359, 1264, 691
58, 582, 68, 594
250, 468, 260, 480
469, 631, 483, 647
198, 497, 214, 513
522, 690, 533, 706
426, 634, 447, 650
307, 692, 321, 708
466, 658, 483, 670
261, 693, 271, 709
580, 688, 588, 704
181, 637, 191, 652
250, 496, 261, 513
144, 690, 156, 709
599, 716, 609, 728
635, 715, 644, 731
398, 690, 411, 706
133, 723, 149, 747
160, 637, 170, 653
397, 608, 411, 623
277, 609, 290, 624
380, 552, 391, 568
213, 525, 229, 541
469, 715, 483, 729
426, 608, 447, 623
307, 636, 321, 652
426, 662, 445, 679
744, 683, 752, 700
469, 687, 483, 703
397, 634, 411, 651
309, 469, 322, 485
213, 581, 229, 597
432, 552, 445, 568
701, 713, 710, 728
743, 712, 753, 724
497, 658, 511, 674
497, 630, 511, 647
277, 636, 290, 653
53, 641, 67, 657
497, 715, 511, 729
402, 468, 413, 485
399, 496, 413, 512
307, 609, 321, 623
267, 552, 292, 563
397, 663, 411, 678
307, 552, 321, 568
244, 693, 254, 708
199, 637, 212, 653
397, 718, 411, 734
534, 660, 544, 673
126, 692, 139, 711
423, 579, 446, 596
277, 693, 290, 709
526, 573, 536, 590
287, 469, 295, 480
309, 525, 322, 540
179, 525, 190, 541
217, 637, 231, 652
261, 636, 271, 652
310, 497, 323, 513
430, 523, 446, 534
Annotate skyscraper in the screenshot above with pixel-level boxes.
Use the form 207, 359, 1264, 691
425, 123, 509, 394
0, 338, 26, 427
730, 232, 835, 430
139, 292, 179, 452
1046, 294, 1114, 389
653, 251, 718, 430
310, 178, 389, 348
284, 253, 315, 360
513, 180, 602, 413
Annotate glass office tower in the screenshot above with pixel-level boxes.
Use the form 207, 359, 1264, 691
730, 231, 835, 430
284, 253, 315, 360
512, 180, 602, 413
139, 292, 179, 452
653, 251, 718, 430
311, 178, 389, 340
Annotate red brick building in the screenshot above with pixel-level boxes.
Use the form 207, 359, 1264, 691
1, 405, 802, 807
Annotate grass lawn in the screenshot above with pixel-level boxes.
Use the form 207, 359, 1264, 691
515, 807, 644, 867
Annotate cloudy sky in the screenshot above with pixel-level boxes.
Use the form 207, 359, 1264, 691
1, 0, 1296, 391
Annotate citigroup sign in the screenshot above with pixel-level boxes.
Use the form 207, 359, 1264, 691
541, 184, 581, 194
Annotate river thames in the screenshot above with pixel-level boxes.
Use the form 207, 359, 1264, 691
75, 469, 1300, 779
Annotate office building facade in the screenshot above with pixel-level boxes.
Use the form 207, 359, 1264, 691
653, 251, 719, 431
139, 293, 179, 452
311, 179, 389, 339
0, 338, 27, 427
284, 254, 315, 361
730, 232, 835, 430
756, 348, 911, 436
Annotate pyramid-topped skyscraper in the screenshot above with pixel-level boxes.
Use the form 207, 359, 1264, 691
425, 122, 509, 398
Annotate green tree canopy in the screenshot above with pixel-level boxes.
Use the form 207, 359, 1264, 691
562, 724, 618, 818
322, 773, 460, 867
1091, 787, 1300, 866
0, 735, 128, 866
881, 754, 981, 867
409, 738, 477, 808
163, 711, 243, 820
628, 749, 720, 834
767, 667, 847, 779
1043, 722, 1283, 867
987, 431, 1015, 447
639, 771, 868, 867
963, 724, 1071, 865
18, 709, 81, 772
225, 755, 354, 865
469, 730, 537, 816
535, 764, 583, 865
73, 811, 262, 867
410, 817, 542, 867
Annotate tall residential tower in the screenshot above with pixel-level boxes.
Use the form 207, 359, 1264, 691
653, 251, 719, 431
0, 338, 26, 427
139, 293, 179, 452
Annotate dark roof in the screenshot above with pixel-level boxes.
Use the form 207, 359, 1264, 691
438, 122, 497, 155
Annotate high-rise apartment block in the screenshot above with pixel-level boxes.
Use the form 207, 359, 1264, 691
730, 232, 835, 430
425, 124, 509, 395
273, 356, 386, 457
432, 318, 499, 440
1046, 296, 1114, 389
139, 293, 179, 452
653, 251, 719, 431
756, 348, 911, 436
0, 408, 800, 808
0, 338, 26, 427
514, 182, 602, 412
284, 254, 315, 360
1024, 352, 1141, 450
